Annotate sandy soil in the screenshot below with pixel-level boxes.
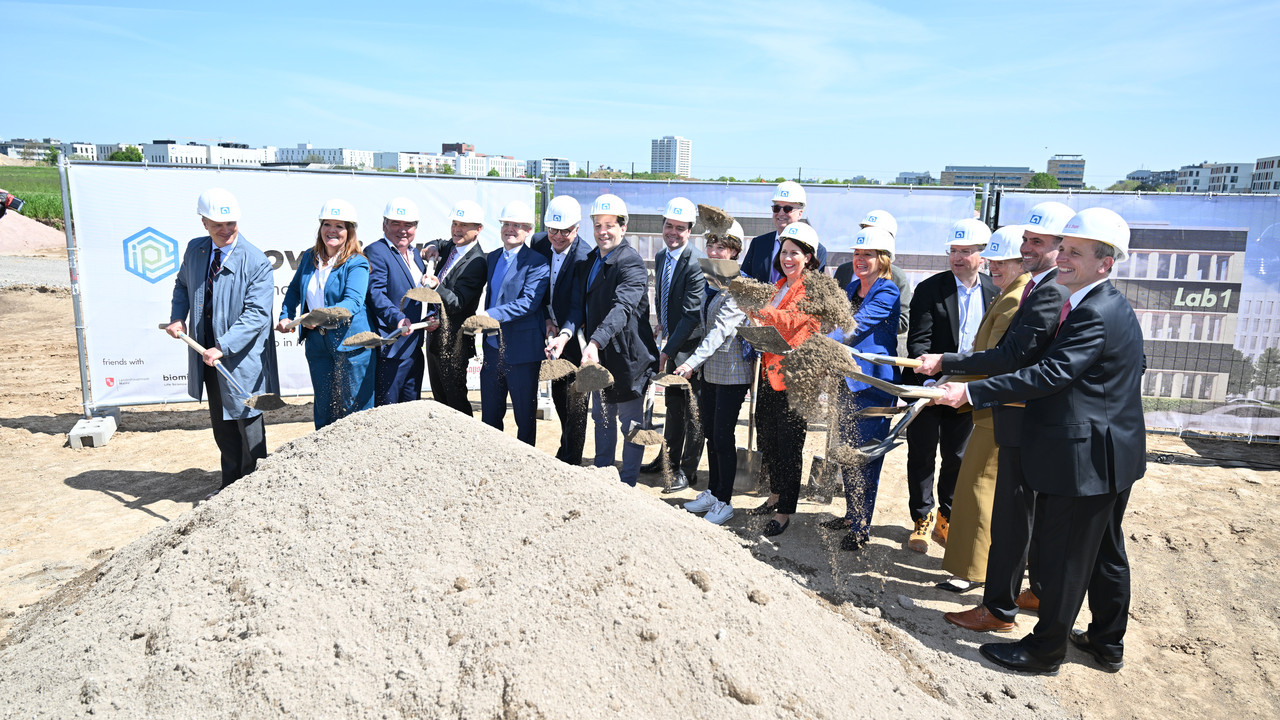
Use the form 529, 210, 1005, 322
1, 283, 1277, 718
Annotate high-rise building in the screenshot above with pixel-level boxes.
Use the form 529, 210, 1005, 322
651, 135, 692, 177
1047, 154, 1086, 189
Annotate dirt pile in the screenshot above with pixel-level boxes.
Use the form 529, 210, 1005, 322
726, 277, 776, 313
0, 211, 65, 256
0, 401, 1015, 718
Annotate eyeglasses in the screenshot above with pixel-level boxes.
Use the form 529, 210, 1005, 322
548, 226, 576, 236
948, 247, 980, 257
771, 204, 801, 214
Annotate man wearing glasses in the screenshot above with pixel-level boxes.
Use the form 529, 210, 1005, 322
532, 195, 593, 465
741, 181, 827, 282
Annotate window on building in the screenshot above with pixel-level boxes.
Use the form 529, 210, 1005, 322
1156, 253, 1172, 279
1199, 374, 1214, 400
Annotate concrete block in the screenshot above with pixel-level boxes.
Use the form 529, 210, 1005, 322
69, 415, 118, 449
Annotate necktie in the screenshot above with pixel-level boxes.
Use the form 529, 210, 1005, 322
439, 248, 458, 279
203, 247, 222, 346
1020, 278, 1037, 303
769, 240, 781, 283
661, 255, 675, 331
489, 253, 511, 310
1056, 299, 1071, 336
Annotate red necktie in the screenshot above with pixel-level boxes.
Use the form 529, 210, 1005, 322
1020, 278, 1036, 302
1055, 299, 1071, 335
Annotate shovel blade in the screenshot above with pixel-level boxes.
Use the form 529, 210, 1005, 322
402, 286, 442, 305
244, 393, 287, 412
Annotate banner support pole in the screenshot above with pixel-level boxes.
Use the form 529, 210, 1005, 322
59, 157, 94, 419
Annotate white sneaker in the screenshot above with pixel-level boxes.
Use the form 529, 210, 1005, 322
705, 501, 734, 525
684, 490, 716, 513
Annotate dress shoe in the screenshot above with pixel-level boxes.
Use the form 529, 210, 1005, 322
684, 490, 716, 513
979, 641, 1061, 675
639, 457, 665, 474
1070, 630, 1124, 672
705, 501, 734, 525
819, 516, 854, 531
748, 501, 779, 516
762, 518, 789, 537
661, 471, 689, 494
1015, 589, 1040, 612
907, 512, 933, 553
944, 605, 1015, 633
931, 513, 949, 546
840, 532, 869, 551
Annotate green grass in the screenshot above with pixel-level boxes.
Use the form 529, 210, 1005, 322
0, 166, 64, 221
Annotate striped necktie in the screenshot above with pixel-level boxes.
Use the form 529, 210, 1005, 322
661, 254, 675, 331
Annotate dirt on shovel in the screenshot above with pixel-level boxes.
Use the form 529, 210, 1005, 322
651, 372, 690, 388
342, 331, 384, 348
625, 427, 664, 446
572, 362, 614, 393
539, 358, 577, 382
727, 277, 777, 314
782, 334, 857, 419
460, 315, 501, 334
797, 270, 854, 334
402, 286, 442, 305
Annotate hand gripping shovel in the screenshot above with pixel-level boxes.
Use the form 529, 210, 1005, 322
159, 325, 286, 411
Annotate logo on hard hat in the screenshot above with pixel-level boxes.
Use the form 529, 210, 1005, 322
601, 202, 611, 210
855, 235, 866, 245
456, 209, 464, 217
672, 208, 682, 215
867, 215, 878, 222
396, 208, 405, 216
955, 230, 965, 239
552, 214, 562, 221
1030, 214, 1043, 225
780, 190, 790, 197
219, 206, 230, 215
122, 227, 180, 284
991, 242, 1001, 252
331, 209, 340, 216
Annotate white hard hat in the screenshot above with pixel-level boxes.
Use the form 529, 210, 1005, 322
860, 209, 898, 238
948, 218, 992, 247
1061, 207, 1131, 262
772, 181, 806, 205
662, 197, 697, 225
383, 196, 419, 222
1022, 201, 1075, 236
451, 200, 485, 225
196, 188, 241, 222
725, 220, 745, 242
982, 225, 1024, 261
779, 222, 819, 256
318, 198, 358, 224
852, 227, 895, 258
544, 195, 582, 230
498, 200, 534, 225
590, 193, 627, 219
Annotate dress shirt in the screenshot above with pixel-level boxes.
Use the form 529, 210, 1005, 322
550, 245, 571, 289
383, 237, 423, 286
209, 237, 237, 272
306, 254, 336, 312
955, 275, 985, 354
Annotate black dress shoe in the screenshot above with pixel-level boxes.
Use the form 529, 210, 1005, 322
1070, 630, 1124, 672
820, 516, 853, 531
748, 502, 779, 516
979, 642, 1061, 675
639, 457, 665, 474
839, 532, 868, 551
661, 471, 689, 494
762, 518, 790, 537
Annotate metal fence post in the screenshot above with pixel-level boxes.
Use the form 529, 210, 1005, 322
59, 157, 94, 419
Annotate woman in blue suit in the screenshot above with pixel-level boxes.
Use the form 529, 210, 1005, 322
276, 199, 375, 429
825, 227, 901, 551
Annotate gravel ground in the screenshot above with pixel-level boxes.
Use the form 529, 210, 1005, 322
0, 255, 69, 288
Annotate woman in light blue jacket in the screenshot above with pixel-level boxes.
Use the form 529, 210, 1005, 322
276, 199, 375, 429
674, 223, 755, 526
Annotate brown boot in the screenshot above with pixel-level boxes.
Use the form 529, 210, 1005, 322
1015, 589, 1040, 612
932, 513, 949, 546
907, 512, 933, 553
944, 605, 1015, 633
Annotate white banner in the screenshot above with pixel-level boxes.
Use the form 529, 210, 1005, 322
67, 163, 533, 408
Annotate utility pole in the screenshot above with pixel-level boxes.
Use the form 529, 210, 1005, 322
631, 162, 635, 179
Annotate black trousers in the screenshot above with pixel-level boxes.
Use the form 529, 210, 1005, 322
204, 370, 266, 488
550, 374, 588, 464
426, 346, 473, 416
756, 378, 807, 515
699, 381, 749, 504
374, 352, 423, 406
1023, 489, 1132, 662
905, 403, 972, 521
660, 360, 704, 477
982, 448, 1042, 623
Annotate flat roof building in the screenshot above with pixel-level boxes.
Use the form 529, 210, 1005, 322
1047, 154, 1086, 189
940, 165, 1033, 187
651, 135, 692, 177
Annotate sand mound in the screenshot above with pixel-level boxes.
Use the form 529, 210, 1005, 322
0, 211, 65, 256
0, 401, 980, 718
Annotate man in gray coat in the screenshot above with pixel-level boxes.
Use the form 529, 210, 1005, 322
166, 188, 280, 491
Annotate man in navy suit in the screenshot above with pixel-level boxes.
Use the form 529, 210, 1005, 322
365, 196, 427, 406
740, 181, 827, 283
531, 195, 592, 464
420, 200, 489, 416
639, 197, 706, 492
902, 218, 997, 553
477, 201, 550, 445
936, 208, 1145, 675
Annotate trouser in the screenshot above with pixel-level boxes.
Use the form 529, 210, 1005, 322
698, 380, 749, 504
306, 335, 375, 429
756, 377, 807, 515
550, 374, 588, 464
905, 403, 972, 521
426, 347, 473, 416
661, 361, 704, 477
374, 351, 423, 406
1023, 489, 1132, 662
479, 346, 539, 445
204, 370, 267, 488
835, 385, 893, 539
592, 393, 645, 486
983, 448, 1041, 623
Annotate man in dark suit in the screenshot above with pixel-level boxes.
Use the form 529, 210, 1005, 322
365, 196, 428, 406
935, 207, 1145, 675
532, 195, 593, 465
420, 200, 488, 416
547, 193, 659, 487
903, 218, 997, 553
741, 181, 827, 283
477, 201, 549, 445
919, 201, 1077, 633
638, 197, 706, 492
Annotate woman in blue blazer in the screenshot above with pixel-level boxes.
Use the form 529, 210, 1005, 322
826, 227, 901, 551
276, 199, 375, 429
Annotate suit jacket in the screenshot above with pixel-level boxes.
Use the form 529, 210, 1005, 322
483, 245, 550, 365
364, 237, 427, 360
753, 276, 821, 392
531, 231, 592, 364
834, 262, 912, 335
654, 243, 706, 365
279, 249, 373, 353
940, 269, 1071, 446
741, 230, 829, 284
903, 269, 997, 385
427, 240, 488, 360
169, 235, 280, 420
968, 281, 1147, 497
562, 238, 659, 402
828, 276, 901, 392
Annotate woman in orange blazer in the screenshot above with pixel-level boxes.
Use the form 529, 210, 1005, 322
746, 222, 822, 537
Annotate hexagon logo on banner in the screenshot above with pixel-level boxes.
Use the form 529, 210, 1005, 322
122, 227, 179, 283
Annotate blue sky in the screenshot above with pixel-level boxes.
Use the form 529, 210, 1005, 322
4, 0, 1278, 185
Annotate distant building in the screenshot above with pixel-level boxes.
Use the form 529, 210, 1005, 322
96, 143, 141, 161
527, 157, 578, 178
1176, 162, 1212, 192
1126, 169, 1178, 187
208, 142, 264, 166
651, 135, 692, 177
940, 165, 1033, 187
1205, 162, 1253, 193
143, 140, 210, 165
59, 142, 97, 161
1, 137, 58, 160
1250, 155, 1279, 193
895, 170, 934, 185
276, 144, 374, 169
1046, 154, 1086, 189
442, 142, 474, 155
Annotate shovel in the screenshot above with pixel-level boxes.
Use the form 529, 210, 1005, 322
159, 325, 286, 411
849, 350, 923, 369
571, 362, 614, 394
698, 257, 742, 290
402, 285, 442, 306
735, 325, 793, 356
697, 203, 734, 235
281, 306, 352, 332
341, 321, 431, 349
842, 367, 945, 400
